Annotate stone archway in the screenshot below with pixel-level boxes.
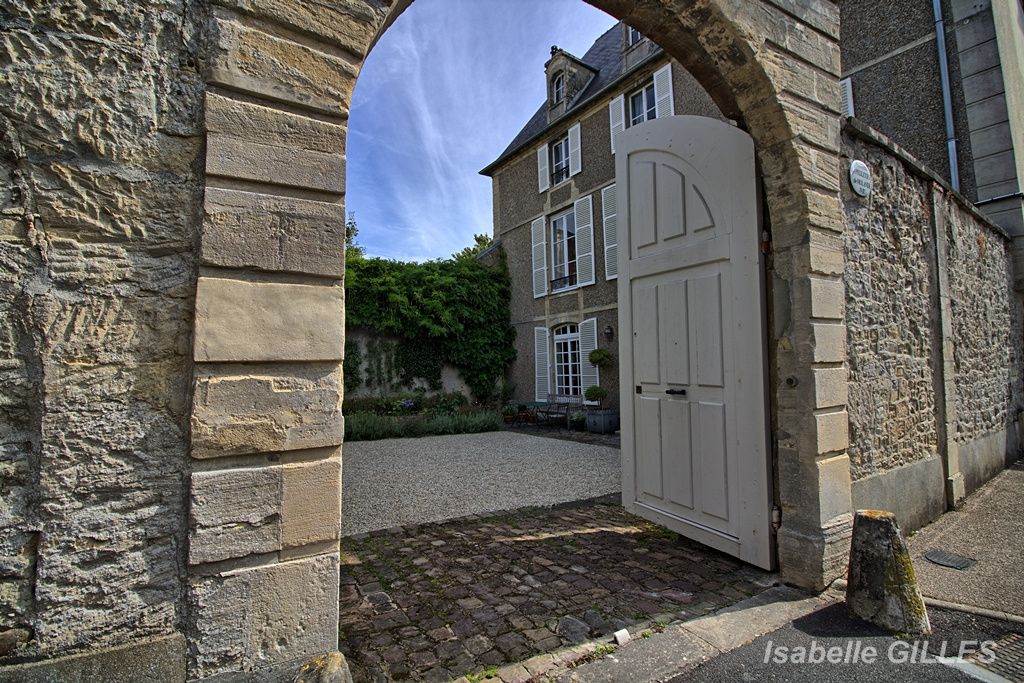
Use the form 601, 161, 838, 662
186, 0, 850, 679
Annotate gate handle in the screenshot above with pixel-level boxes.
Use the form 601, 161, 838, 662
665, 389, 687, 396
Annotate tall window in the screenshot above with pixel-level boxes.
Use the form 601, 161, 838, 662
553, 324, 582, 396
550, 208, 577, 291
627, 26, 643, 47
550, 135, 570, 185
629, 83, 656, 126
552, 72, 564, 103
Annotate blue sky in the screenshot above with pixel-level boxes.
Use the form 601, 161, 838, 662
346, 0, 617, 261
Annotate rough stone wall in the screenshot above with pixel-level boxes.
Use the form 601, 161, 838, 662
0, 0, 202, 661
842, 132, 940, 479
944, 193, 1024, 444
843, 120, 1023, 492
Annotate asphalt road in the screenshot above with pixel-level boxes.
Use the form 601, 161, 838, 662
674, 604, 1021, 683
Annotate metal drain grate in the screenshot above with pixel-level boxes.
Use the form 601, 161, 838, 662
969, 632, 1024, 683
924, 549, 976, 570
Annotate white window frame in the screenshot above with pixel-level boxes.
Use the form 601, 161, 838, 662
629, 83, 656, 126
549, 207, 577, 292
550, 135, 570, 186
627, 26, 643, 47
553, 323, 582, 396
552, 72, 564, 103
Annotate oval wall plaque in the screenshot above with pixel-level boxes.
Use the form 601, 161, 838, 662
850, 160, 872, 197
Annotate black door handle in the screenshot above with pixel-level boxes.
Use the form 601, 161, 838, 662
665, 389, 687, 396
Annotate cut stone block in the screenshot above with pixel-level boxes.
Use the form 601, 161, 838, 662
205, 93, 345, 193
191, 364, 344, 458
207, 14, 357, 117
846, 510, 930, 634
188, 553, 340, 678
282, 457, 342, 548
201, 187, 345, 278
189, 466, 283, 565
193, 277, 344, 363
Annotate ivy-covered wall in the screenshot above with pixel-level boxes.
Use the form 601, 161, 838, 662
344, 329, 473, 398
343, 253, 516, 401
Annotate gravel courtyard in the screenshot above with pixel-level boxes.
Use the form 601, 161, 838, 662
341, 431, 620, 536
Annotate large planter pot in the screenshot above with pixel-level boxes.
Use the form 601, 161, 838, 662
586, 409, 620, 434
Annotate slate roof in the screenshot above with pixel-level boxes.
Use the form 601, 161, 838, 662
480, 22, 664, 176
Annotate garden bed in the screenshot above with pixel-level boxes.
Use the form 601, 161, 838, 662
343, 391, 502, 441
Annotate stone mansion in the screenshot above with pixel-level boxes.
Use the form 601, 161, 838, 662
481, 22, 723, 408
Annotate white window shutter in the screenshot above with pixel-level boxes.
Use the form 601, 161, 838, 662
568, 123, 582, 176
534, 327, 550, 401
609, 95, 625, 153
840, 77, 855, 118
531, 216, 548, 298
579, 318, 600, 395
536, 144, 549, 193
653, 63, 674, 118
574, 195, 595, 286
601, 184, 618, 280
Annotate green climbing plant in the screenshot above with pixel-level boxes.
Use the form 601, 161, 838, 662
345, 252, 516, 400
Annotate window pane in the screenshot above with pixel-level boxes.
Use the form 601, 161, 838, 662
551, 137, 569, 184
629, 92, 644, 125
553, 325, 582, 395
551, 218, 566, 279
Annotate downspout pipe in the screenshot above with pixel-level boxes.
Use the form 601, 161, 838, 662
933, 0, 961, 193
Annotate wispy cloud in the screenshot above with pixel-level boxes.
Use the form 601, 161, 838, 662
346, 0, 616, 261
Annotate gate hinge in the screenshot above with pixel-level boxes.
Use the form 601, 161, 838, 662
760, 230, 771, 255
771, 505, 782, 532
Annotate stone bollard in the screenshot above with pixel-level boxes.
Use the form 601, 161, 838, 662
846, 510, 930, 634
293, 652, 354, 683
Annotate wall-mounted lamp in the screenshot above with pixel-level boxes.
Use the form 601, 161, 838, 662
603, 325, 615, 341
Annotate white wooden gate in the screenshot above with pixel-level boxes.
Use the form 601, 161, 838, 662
615, 116, 773, 569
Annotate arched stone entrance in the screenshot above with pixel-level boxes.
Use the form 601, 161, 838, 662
184, 0, 849, 678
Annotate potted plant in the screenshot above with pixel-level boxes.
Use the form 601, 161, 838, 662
588, 348, 614, 370
584, 385, 620, 434
569, 410, 587, 431
502, 403, 518, 425
584, 385, 609, 407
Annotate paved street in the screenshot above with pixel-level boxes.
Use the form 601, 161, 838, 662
338, 498, 773, 681
342, 432, 620, 536
673, 604, 1021, 683
907, 459, 1024, 618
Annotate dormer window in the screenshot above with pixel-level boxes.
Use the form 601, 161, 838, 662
627, 26, 643, 47
552, 73, 564, 103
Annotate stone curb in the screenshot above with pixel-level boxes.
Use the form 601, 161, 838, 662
451, 642, 603, 683
554, 584, 841, 682
463, 584, 841, 683
832, 578, 1024, 626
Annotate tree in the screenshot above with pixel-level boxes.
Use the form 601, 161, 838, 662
453, 233, 493, 260
345, 211, 365, 259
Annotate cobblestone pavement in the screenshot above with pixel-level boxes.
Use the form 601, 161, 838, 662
339, 498, 775, 681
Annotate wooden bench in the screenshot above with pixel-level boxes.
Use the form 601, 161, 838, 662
534, 393, 584, 427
